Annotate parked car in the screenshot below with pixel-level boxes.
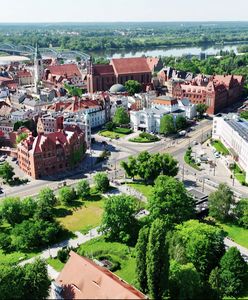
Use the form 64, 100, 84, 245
12, 157, 17, 162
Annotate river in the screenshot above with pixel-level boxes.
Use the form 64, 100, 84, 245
91, 44, 245, 59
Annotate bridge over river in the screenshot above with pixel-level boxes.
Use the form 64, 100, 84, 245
0, 43, 90, 62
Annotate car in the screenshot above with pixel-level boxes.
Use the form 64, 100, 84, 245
214, 152, 220, 158
192, 140, 198, 145
12, 157, 17, 162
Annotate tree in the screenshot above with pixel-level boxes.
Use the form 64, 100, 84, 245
113, 107, 130, 125
208, 183, 235, 222
124, 80, 141, 95
233, 198, 248, 228
135, 226, 150, 293
16, 132, 28, 144
23, 259, 51, 300
169, 260, 202, 300
100, 195, 137, 243
148, 176, 195, 228
77, 179, 90, 198
121, 152, 178, 183
219, 247, 248, 297
146, 219, 169, 299
175, 115, 187, 131
58, 186, 76, 205
21, 197, 37, 219
196, 103, 208, 118
94, 172, 109, 192
105, 121, 116, 131
171, 220, 225, 279
160, 115, 176, 135
240, 111, 248, 120
0, 197, 24, 226
35, 188, 57, 221
121, 156, 138, 180
0, 259, 50, 300
11, 219, 62, 251
0, 162, 14, 183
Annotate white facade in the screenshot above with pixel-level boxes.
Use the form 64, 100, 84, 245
212, 115, 248, 182
130, 108, 185, 133
151, 97, 196, 119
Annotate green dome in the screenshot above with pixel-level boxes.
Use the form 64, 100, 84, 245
109, 84, 126, 93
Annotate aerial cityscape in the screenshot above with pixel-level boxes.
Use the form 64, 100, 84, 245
0, 0, 248, 299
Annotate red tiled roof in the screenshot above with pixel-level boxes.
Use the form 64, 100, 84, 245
92, 64, 115, 76
17, 70, 32, 78
47, 64, 81, 78
213, 75, 233, 88
55, 251, 146, 299
146, 57, 159, 71
111, 57, 151, 75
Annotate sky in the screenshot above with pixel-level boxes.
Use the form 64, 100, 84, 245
2, 0, 248, 23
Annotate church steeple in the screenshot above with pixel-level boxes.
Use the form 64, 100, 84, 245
34, 43, 43, 93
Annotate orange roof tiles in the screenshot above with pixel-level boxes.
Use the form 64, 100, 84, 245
56, 251, 146, 299
47, 64, 81, 78
111, 57, 151, 75
92, 64, 115, 76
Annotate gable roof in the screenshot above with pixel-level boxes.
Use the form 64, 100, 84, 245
92, 64, 115, 76
47, 64, 81, 78
55, 251, 146, 299
111, 57, 151, 75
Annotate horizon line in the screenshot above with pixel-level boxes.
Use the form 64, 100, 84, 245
0, 20, 248, 24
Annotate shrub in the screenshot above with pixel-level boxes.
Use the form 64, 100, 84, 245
57, 247, 73, 263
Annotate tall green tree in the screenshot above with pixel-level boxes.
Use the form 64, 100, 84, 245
94, 172, 109, 192
58, 186, 76, 205
160, 115, 176, 135
208, 183, 235, 222
0, 162, 14, 183
121, 156, 138, 180
124, 80, 141, 95
196, 103, 208, 118
135, 226, 150, 293
35, 187, 57, 221
169, 260, 202, 300
233, 198, 248, 228
175, 115, 187, 131
170, 220, 225, 279
146, 219, 169, 299
113, 107, 130, 125
77, 179, 90, 198
100, 195, 137, 243
148, 175, 195, 228
219, 247, 248, 297
0, 259, 50, 300
0, 197, 24, 226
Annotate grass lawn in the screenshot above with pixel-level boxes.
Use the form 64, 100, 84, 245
232, 163, 247, 185
56, 199, 104, 233
0, 249, 37, 266
99, 128, 132, 139
212, 140, 229, 155
127, 182, 153, 199
47, 257, 65, 272
184, 153, 201, 171
219, 222, 248, 249
77, 237, 136, 286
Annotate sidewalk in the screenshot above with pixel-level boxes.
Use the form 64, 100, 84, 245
19, 227, 102, 279
224, 237, 248, 261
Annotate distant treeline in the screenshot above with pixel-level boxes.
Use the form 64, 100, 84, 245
0, 22, 248, 52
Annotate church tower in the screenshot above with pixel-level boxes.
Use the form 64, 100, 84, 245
34, 44, 43, 93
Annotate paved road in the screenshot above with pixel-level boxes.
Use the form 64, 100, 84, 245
224, 237, 248, 262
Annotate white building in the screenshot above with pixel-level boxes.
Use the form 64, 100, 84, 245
151, 96, 196, 119
212, 115, 248, 182
130, 107, 185, 133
